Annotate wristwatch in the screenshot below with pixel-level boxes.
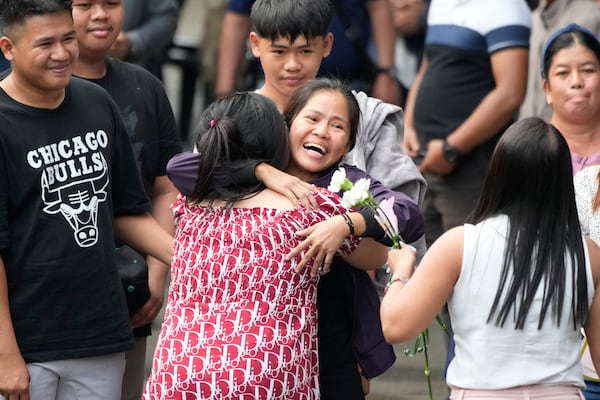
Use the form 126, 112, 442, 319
375, 65, 399, 78
442, 140, 461, 163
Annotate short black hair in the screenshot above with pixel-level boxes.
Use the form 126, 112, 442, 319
0, 0, 72, 38
250, 0, 333, 42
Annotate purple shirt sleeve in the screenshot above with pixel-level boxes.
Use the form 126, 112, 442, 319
167, 154, 425, 243
314, 164, 425, 243
166, 151, 260, 196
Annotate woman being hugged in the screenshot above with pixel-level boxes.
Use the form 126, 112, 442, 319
167, 78, 424, 399
143, 92, 388, 399
381, 117, 600, 399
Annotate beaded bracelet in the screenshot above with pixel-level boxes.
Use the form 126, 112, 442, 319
383, 276, 409, 295
341, 213, 355, 235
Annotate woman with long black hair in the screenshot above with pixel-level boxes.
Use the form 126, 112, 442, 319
381, 117, 600, 399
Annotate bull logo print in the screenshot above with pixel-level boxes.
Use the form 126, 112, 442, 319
41, 154, 109, 247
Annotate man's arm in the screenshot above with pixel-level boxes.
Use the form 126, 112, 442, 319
130, 176, 178, 328
111, 0, 179, 61
445, 48, 529, 153
113, 213, 173, 268
391, 0, 428, 36
402, 55, 427, 158
366, 0, 402, 105
214, 12, 252, 97
419, 47, 529, 175
0, 256, 30, 399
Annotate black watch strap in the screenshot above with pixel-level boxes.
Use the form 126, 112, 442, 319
375, 65, 399, 77
442, 140, 461, 163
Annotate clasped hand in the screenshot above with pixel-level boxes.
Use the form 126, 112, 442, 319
286, 215, 349, 277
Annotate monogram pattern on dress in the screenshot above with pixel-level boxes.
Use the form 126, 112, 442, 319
144, 190, 357, 399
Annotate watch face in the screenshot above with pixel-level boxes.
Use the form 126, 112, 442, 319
442, 142, 460, 163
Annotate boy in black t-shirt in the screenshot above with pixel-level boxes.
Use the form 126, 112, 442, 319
71, 1, 182, 399
0, 1, 173, 399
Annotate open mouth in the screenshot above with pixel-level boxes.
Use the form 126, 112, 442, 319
303, 143, 327, 155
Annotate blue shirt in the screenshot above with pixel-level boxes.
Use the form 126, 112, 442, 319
227, 0, 372, 79
0, 53, 9, 73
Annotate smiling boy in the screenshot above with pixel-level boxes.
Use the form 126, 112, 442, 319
248, 0, 425, 202
69, 1, 181, 398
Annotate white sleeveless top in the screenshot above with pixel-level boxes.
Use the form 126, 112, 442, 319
446, 215, 594, 389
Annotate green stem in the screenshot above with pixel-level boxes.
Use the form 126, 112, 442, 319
422, 329, 433, 400
435, 314, 451, 337
366, 204, 403, 248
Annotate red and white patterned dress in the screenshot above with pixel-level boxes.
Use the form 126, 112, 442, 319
143, 189, 358, 399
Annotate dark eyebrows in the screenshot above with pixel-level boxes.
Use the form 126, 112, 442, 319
553, 60, 598, 70
270, 38, 312, 49
303, 108, 348, 124
64, 29, 77, 39
33, 29, 76, 45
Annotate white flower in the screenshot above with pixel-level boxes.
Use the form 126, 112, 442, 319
341, 178, 371, 208
328, 167, 347, 192
353, 178, 371, 197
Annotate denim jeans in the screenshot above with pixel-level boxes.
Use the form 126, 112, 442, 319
585, 379, 600, 400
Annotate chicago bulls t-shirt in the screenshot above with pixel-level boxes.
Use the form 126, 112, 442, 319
0, 77, 150, 362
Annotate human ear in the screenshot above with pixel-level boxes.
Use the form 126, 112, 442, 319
249, 32, 261, 58
0, 36, 14, 62
541, 79, 552, 105
323, 32, 334, 58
